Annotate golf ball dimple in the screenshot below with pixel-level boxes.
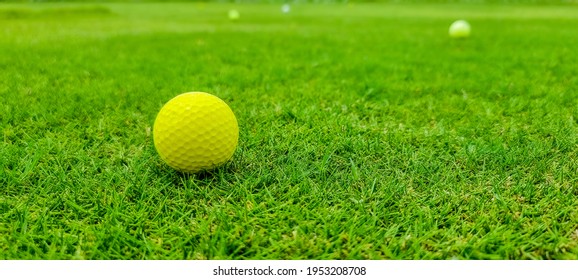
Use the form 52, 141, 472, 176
153, 92, 239, 173
449, 20, 471, 38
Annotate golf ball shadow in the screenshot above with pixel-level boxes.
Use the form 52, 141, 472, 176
157, 161, 238, 189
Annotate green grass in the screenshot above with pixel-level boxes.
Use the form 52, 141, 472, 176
1, 2, 578, 260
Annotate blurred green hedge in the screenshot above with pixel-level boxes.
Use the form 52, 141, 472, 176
0, 0, 575, 4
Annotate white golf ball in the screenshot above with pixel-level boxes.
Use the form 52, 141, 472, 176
449, 20, 471, 38
228, 9, 240, 20
281, 4, 291, 14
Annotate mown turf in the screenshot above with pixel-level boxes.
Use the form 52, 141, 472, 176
1, 2, 578, 259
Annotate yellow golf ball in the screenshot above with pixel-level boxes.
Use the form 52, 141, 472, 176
449, 20, 471, 38
228, 9, 240, 20
153, 92, 239, 173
